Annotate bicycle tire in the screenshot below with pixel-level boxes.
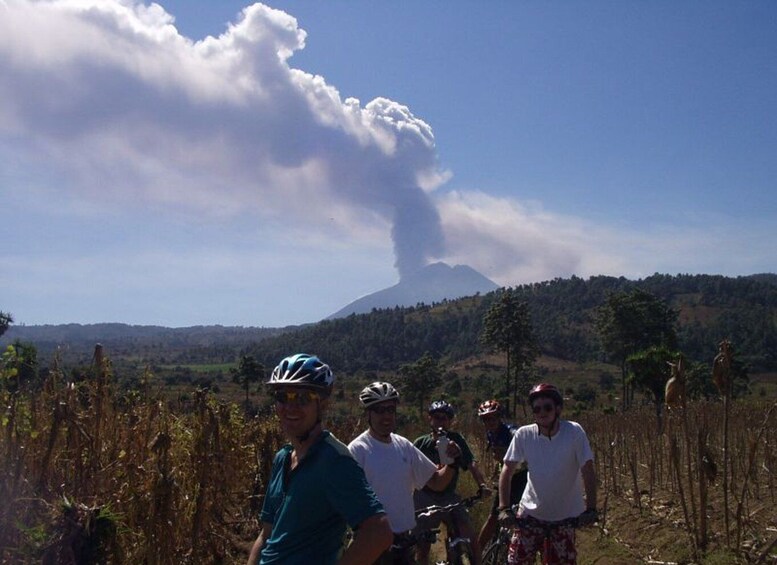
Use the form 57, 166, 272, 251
481, 539, 508, 565
451, 542, 475, 565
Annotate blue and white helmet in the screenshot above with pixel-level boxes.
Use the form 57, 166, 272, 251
268, 353, 334, 392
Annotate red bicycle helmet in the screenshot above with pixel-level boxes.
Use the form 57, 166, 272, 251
528, 383, 563, 407
477, 399, 501, 417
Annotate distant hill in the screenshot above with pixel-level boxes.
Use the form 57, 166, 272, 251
3, 323, 282, 343
1, 323, 289, 365
328, 262, 499, 319
3, 273, 775, 374
746, 273, 777, 286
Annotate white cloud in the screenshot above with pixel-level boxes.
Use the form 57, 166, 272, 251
437, 190, 623, 284
436, 190, 775, 286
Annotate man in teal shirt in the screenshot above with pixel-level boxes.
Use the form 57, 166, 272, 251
247, 354, 391, 565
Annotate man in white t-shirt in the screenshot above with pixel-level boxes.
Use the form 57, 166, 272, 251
498, 383, 598, 565
348, 382, 458, 565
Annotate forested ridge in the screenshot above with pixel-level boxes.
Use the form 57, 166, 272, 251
4, 273, 776, 372
244, 273, 777, 373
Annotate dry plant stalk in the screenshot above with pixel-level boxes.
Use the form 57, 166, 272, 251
0, 344, 287, 563
734, 400, 777, 551
712, 339, 733, 547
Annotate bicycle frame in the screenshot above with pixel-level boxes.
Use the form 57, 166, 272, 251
481, 525, 511, 565
415, 493, 483, 565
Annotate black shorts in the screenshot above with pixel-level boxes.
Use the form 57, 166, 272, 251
491, 468, 528, 516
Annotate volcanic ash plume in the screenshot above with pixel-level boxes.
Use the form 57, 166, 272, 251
0, 0, 448, 277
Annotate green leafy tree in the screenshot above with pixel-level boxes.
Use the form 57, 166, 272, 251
230, 354, 264, 410
0, 311, 12, 338
626, 345, 676, 431
595, 289, 678, 409
1, 340, 39, 393
480, 288, 538, 417
398, 352, 443, 416
684, 359, 717, 400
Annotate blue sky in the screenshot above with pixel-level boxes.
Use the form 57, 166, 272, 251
1, 1, 775, 327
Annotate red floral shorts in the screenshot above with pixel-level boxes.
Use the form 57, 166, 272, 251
507, 517, 577, 565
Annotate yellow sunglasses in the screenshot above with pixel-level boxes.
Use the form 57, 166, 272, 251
273, 389, 320, 406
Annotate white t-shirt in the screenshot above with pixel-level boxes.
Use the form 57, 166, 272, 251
348, 430, 438, 533
504, 420, 594, 522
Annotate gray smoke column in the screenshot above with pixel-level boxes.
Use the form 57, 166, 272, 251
391, 186, 445, 279
0, 1, 449, 279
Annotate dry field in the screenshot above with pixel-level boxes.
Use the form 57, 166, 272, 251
1, 356, 775, 564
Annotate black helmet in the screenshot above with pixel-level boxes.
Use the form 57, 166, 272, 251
428, 400, 455, 418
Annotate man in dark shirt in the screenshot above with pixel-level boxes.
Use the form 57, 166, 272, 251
413, 400, 487, 565
475, 399, 528, 549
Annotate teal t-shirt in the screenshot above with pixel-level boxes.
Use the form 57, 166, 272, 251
413, 430, 474, 495
259, 431, 384, 565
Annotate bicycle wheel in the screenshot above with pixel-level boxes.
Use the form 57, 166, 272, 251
481, 539, 508, 565
451, 542, 475, 565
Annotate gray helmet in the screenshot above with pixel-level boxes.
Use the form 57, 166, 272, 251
268, 353, 334, 392
359, 382, 400, 408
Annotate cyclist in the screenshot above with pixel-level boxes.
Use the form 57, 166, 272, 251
348, 382, 458, 564
498, 383, 598, 565
247, 354, 392, 565
413, 400, 488, 565
475, 399, 528, 550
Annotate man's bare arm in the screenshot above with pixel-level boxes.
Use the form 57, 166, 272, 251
339, 514, 392, 565
426, 464, 456, 491
469, 460, 488, 489
581, 459, 597, 510
498, 461, 518, 509
246, 522, 272, 565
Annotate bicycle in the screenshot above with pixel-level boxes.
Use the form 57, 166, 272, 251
480, 521, 510, 565
377, 529, 440, 565
414, 492, 484, 565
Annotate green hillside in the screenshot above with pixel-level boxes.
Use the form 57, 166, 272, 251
3, 273, 776, 376
242, 273, 777, 373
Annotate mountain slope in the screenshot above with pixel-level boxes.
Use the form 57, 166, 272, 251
327, 262, 499, 319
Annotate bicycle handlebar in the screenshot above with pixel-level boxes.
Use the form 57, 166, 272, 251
389, 528, 440, 550
415, 491, 484, 520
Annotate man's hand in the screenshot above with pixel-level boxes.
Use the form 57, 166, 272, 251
446, 439, 462, 461
578, 508, 599, 527
497, 507, 515, 528
477, 483, 493, 498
